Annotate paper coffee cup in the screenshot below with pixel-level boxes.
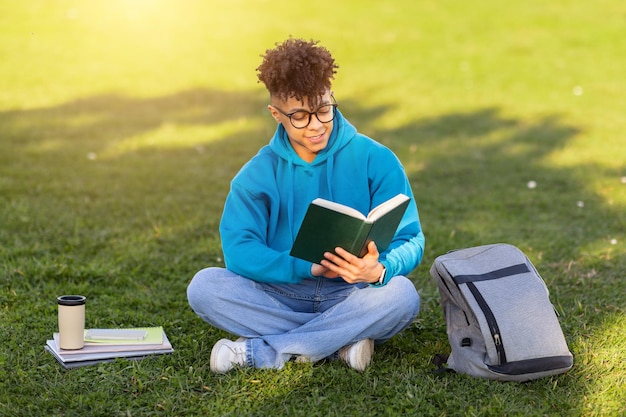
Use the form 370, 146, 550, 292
57, 295, 86, 350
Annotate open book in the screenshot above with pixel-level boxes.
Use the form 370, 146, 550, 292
290, 194, 410, 264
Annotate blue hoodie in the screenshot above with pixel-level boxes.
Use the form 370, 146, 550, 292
220, 110, 425, 285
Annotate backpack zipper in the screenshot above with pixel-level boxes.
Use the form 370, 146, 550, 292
467, 282, 507, 365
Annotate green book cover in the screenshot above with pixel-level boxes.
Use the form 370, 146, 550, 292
290, 194, 410, 264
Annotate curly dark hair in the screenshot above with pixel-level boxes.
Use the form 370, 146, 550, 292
257, 38, 338, 108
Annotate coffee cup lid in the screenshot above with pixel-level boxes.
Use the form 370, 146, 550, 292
57, 295, 86, 306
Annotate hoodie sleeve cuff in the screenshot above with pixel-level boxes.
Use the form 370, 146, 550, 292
294, 258, 315, 279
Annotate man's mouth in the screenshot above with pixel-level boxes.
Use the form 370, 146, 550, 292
307, 132, 325, 143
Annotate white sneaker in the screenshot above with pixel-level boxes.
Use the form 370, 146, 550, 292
210, 338, 248, 373
339, 339, 374, 371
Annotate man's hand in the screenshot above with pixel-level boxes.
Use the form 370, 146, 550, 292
310, 263, 341, 279
311, 241, 384, 284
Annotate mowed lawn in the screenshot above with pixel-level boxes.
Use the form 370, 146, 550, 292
1, 1, 624, 416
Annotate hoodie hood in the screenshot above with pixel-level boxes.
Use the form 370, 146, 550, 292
267, 109, 357, 240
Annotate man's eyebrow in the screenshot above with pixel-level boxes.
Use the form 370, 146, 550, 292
287, 99, 332, 113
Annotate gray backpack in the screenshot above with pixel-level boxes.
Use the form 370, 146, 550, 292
429, 243, 573, 382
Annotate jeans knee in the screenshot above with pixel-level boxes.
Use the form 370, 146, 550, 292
187, 267, 219, 313
390, 276, 420, 318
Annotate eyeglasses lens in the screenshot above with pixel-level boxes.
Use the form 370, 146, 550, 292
291, 105, 335, 128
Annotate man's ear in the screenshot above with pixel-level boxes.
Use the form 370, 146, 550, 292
267, 105, 281, 123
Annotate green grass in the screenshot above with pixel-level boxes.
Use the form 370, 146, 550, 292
1, 0, 625, 415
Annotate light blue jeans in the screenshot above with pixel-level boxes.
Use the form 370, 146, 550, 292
187, 267, 420, 369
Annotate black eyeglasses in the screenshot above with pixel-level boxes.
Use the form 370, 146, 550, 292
272, 97, 338, 129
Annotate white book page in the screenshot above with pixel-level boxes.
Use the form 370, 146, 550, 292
311, 198, 366, 220
366, 194, 409, 221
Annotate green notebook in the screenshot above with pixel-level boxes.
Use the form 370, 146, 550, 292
290, 194, 410, 264
84, 327, 164, 345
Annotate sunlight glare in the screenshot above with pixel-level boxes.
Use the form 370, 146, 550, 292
100, 118, 263, 158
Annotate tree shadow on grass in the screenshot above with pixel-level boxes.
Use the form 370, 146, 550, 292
344, 100, 623, 267
0, 88, 271, 255
1, 88, 624, 415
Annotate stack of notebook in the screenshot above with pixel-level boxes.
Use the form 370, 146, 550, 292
45, 327, 174, 369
